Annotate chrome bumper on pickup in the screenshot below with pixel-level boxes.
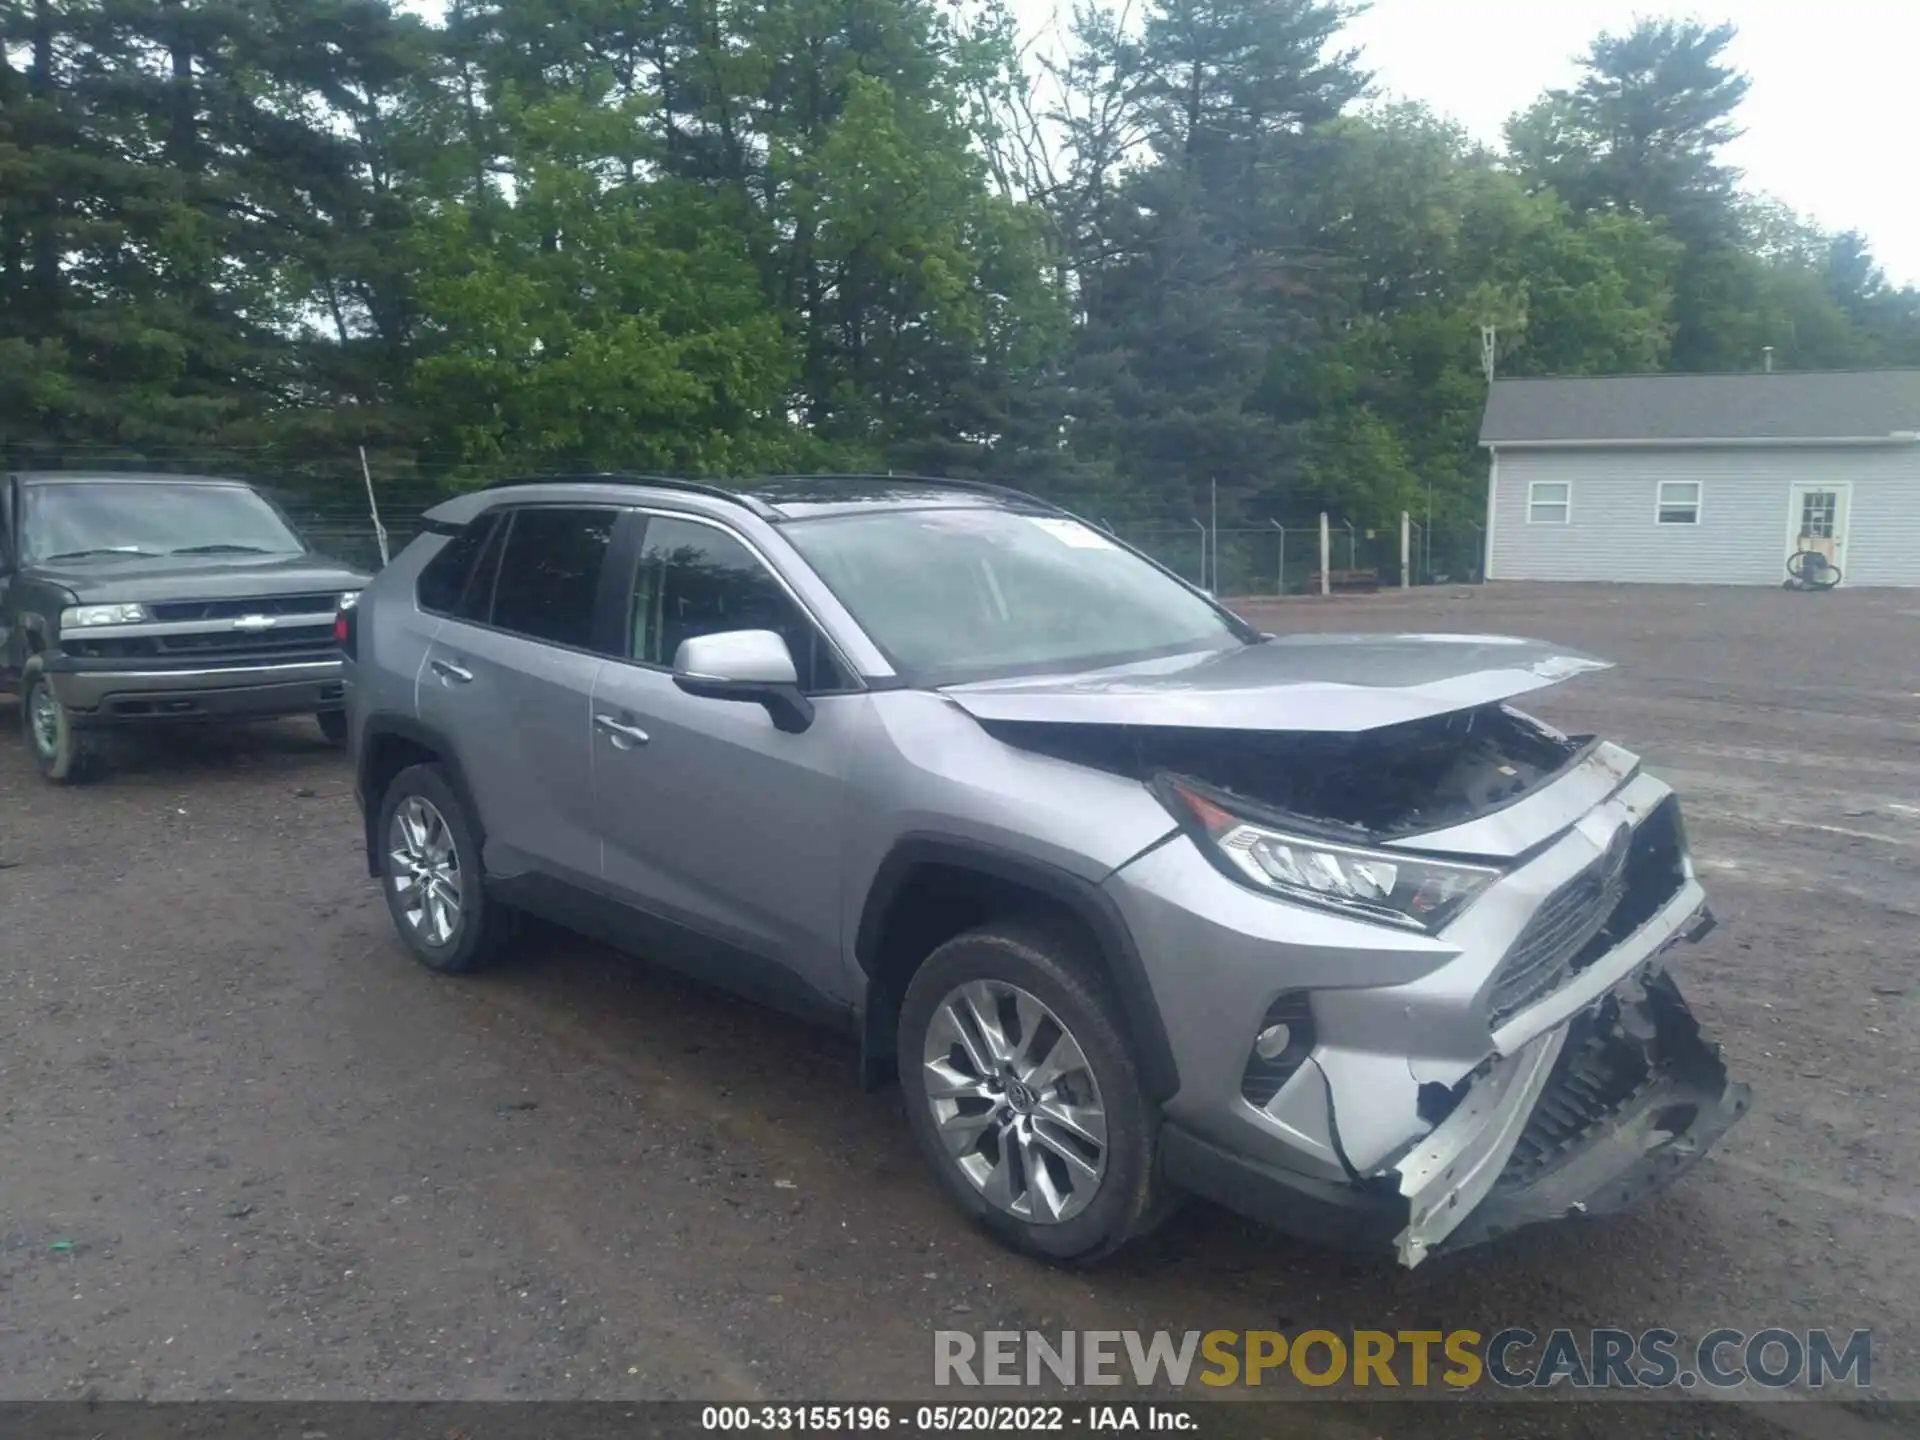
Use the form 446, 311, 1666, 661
43, 657, 345, 718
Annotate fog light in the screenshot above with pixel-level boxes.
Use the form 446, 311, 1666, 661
1254, 1023, 1292, 1061
1241, 991, 1314, 1108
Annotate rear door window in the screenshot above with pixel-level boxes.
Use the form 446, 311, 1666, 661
487, 507, 618, 650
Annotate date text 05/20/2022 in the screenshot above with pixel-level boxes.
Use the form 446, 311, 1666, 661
701, 1405, 1195, 1432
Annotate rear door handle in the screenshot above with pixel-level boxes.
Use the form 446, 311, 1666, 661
430, 658, 473, 685
594, 713, 650, 749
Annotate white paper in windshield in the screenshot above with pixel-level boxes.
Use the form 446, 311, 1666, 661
1023, 516, 1115, 549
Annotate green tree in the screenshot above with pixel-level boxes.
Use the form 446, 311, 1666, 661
1299, 107, 1675, 528
0, 0, 435, 458
1507, 18, 1754, 370
405, 88, 804, 473
1039, 0, 1367, 520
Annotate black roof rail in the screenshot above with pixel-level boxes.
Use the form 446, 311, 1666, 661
486, 469, 1074, 522
492, 471, 779, 519
734, 472, 1067, 512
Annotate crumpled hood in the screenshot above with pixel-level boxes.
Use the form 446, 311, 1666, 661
29, 551, 370, 604
939, 633, 1612, 733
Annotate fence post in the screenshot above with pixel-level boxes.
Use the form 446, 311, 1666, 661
1269, 519, 1285, 596
1319, 513, 1331, 597
1400, 511, 1411, 590
1191, 519, 1208, 591
358, 445, 390, 567
1209, 477, 1218, 598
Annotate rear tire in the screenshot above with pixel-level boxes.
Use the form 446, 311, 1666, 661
898, 923, 1168, 1264
316, 709, 348, 746
376, 763, 503, 975
23, 671, 97, 785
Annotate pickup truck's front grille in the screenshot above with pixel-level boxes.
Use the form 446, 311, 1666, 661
149, 592, 342, 623
155, 624, 335, 658
1486, 797, 1688, 1031
62, 623, 337, 665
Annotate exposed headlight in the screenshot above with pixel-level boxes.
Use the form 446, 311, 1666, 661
337, 590, 361, 611
62, 603, 151, 628
1161, 778, 1502, 932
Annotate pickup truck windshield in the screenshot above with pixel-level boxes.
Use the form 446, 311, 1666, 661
783, 506, 1248, 684
22, 482, 305, 563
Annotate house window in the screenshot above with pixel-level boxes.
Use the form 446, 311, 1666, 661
1657, 480, 1702, 525
1528, 481, 1571, 524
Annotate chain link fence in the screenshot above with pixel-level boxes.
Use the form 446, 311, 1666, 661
1112, 517, 1485, 595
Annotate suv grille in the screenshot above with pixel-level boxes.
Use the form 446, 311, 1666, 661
1485, 797, 1687, 1030
62, 623, 338, 664
149, 592, 341, 623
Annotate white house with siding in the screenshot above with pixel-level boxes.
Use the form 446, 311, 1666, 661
1479, 370, 1920, 587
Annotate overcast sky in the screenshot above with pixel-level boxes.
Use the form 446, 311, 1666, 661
1337, 0, 1920, 285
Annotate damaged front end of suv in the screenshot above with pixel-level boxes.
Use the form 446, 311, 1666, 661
951, 635, 1751, 1267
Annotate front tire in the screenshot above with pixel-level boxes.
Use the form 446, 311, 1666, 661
23, 671, 96, 784
376, 763, 503, 974
898, 924, 1167, 1264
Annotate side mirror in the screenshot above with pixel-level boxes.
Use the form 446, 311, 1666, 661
672, 629, 814, 733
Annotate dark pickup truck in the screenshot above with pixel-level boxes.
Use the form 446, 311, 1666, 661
1, 470, 370, 782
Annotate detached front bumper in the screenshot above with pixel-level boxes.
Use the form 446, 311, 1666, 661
43, 656, 345, 721
1431, 965, 1750, 1258
1160, 962, 1750, 1265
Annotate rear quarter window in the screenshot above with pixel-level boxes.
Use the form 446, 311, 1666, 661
415, 515, 500, 618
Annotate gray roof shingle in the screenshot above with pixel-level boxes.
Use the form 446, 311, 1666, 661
1479, 370, 1920, 445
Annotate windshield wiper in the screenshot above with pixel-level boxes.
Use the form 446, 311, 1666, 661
41, 546, 160, 561
168, 543, 284, 555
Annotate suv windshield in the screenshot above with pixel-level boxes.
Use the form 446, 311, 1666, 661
784, 506, 1247, 684
22, 481, 305, 562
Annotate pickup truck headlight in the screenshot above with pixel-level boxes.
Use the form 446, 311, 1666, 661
1160, 778, 1502, 932
62, 603, 151, 628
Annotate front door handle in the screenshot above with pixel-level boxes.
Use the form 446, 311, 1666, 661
594, 713, 651, 749
430, 658, 473, 685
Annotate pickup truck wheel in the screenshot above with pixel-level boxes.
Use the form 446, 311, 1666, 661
315, 709, 348, 746
898, 924, 1167, 1265
376, 763, 502, 974
23, 672, 96, 784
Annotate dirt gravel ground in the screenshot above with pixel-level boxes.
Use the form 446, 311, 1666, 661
2, 581, 1917, 1438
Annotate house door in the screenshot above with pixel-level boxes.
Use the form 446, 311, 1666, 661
1787, 482, 1851, 584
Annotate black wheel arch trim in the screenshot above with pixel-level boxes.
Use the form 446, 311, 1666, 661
854, 833, 1181, 1103
355, 711, 488, 879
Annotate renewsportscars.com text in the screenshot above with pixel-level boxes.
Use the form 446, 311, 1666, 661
933, 1328, 1872, 1391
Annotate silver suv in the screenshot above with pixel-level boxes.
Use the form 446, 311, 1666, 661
341, 475, 1749, 1267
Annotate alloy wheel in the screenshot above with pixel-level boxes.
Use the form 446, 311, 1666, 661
388, 795, 463, 947
920, 979, 1109, 1224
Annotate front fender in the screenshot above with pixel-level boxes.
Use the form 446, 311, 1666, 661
852, 833, 1182, 1102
